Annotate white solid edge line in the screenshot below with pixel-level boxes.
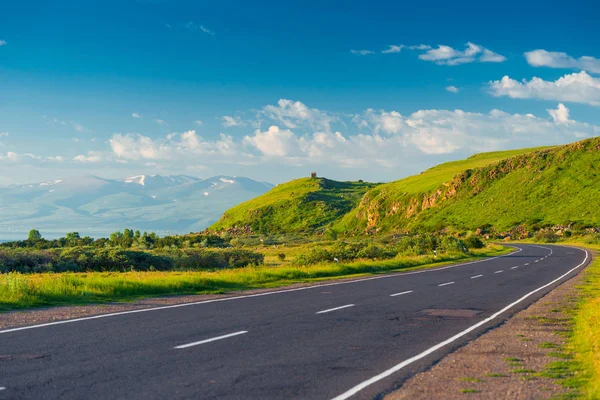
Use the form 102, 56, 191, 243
438, 281, 455, 287
470, 275, 483, 279
174, 330, 248, 349
494, 270, 503, 274
390, 290, 413, 297
316, 304, 355, 314
0, 247, 524, 334
329, 248, 589, 400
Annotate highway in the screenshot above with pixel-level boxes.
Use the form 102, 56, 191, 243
0, 244, 589, 399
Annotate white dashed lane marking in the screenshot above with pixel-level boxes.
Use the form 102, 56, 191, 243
470, 275, 483, 279
316, 304, 355, 314
438, 282, 455, 287
174, 331, 248, 349
390, 291, 413, 297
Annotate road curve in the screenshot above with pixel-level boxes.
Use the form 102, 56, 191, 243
0, 244, 589, 399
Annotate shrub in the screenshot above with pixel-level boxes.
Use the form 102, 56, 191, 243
534, 230, 559, 243
464, 235, 485, 249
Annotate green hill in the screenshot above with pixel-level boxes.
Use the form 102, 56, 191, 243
335, 138, 600, 234
209, 177, 378, 233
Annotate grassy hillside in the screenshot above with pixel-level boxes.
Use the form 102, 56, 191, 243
210, 178, 377, 233
336, 138, 600, 234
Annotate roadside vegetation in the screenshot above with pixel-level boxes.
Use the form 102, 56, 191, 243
0, 229, 501, 311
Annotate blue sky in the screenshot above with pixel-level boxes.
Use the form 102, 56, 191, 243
1, 0, 599, 185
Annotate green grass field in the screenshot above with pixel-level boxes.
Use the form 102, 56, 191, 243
210, 177, 377, 233
0, 245, 507, 312
337, 138, 600, 233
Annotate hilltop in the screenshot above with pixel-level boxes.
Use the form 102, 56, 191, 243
209, 177, 378, 234
336, 138, 599, 235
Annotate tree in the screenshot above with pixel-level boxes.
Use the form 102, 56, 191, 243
28, 229, 43, 241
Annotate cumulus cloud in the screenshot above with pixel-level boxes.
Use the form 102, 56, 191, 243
382, 45, 403, 54
446, 85, 459, 93
489, 71, 600, 106
0, 132, 8, 137
547, 103, 572, 124
109, 130, 238, 161
20, 100, 599, 180
243, 126, 303, 157
350, 49, 374, 55
132, 113, 141, 119
261, 99, 335, 132
525, 49, 600, 74
222, 116, 244, 127
73, 151, 103, 163
416, 42, 506, 65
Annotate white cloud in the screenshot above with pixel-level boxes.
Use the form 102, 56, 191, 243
199, 25, 214, 35
132, 113, 141, 119
525, 49, 600, 74
446, 85, 460, 93
195, 120, 203, 126
0, 40, 6, 47
73, 151, 103, 163
0, 132, 8, 137
243, 126, 303, 157
382, 45, 403, 54
185, 22, 215, 35
547, 103, 572, 124
109, 130, 239, 161
417, 42, 506, 65
489, 71, 600, 106
70, 122, 86, 132
350, 49, 374, 55
408, 44, 431, 50
222, 116, 244, 127
155, 119, 165, 126
27, 100, 599, 180
261, 99, 335, 132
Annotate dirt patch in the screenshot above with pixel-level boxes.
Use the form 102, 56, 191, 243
386, 269, 584, 399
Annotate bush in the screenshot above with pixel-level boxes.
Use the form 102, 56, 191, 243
534, 230, 559, 243
0, 247, 263, 273
464, 235, 485, 249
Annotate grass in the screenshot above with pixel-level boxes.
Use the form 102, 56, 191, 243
460, 389, 480, 394
210, 177, 377, 233
337, 137, 600, 233
0, 246, 508, 312
525, 241, 600, 398
484, 373, 507, 378
460, 377, 484, 383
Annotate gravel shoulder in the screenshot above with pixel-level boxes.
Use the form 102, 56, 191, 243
385, 257, 586, 400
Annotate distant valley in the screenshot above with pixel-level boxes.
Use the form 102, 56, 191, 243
0, 174, 273, 239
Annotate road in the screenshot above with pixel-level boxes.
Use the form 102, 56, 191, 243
0, 244, 589, 399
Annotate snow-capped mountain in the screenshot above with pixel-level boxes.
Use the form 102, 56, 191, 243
0, 175, 273, 238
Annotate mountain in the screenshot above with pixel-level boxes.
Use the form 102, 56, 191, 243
0, 175, 273, 239
211, 137, 600, 237
210, 177, 378, 233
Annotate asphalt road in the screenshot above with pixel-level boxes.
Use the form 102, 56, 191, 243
0, 244, 589, 400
